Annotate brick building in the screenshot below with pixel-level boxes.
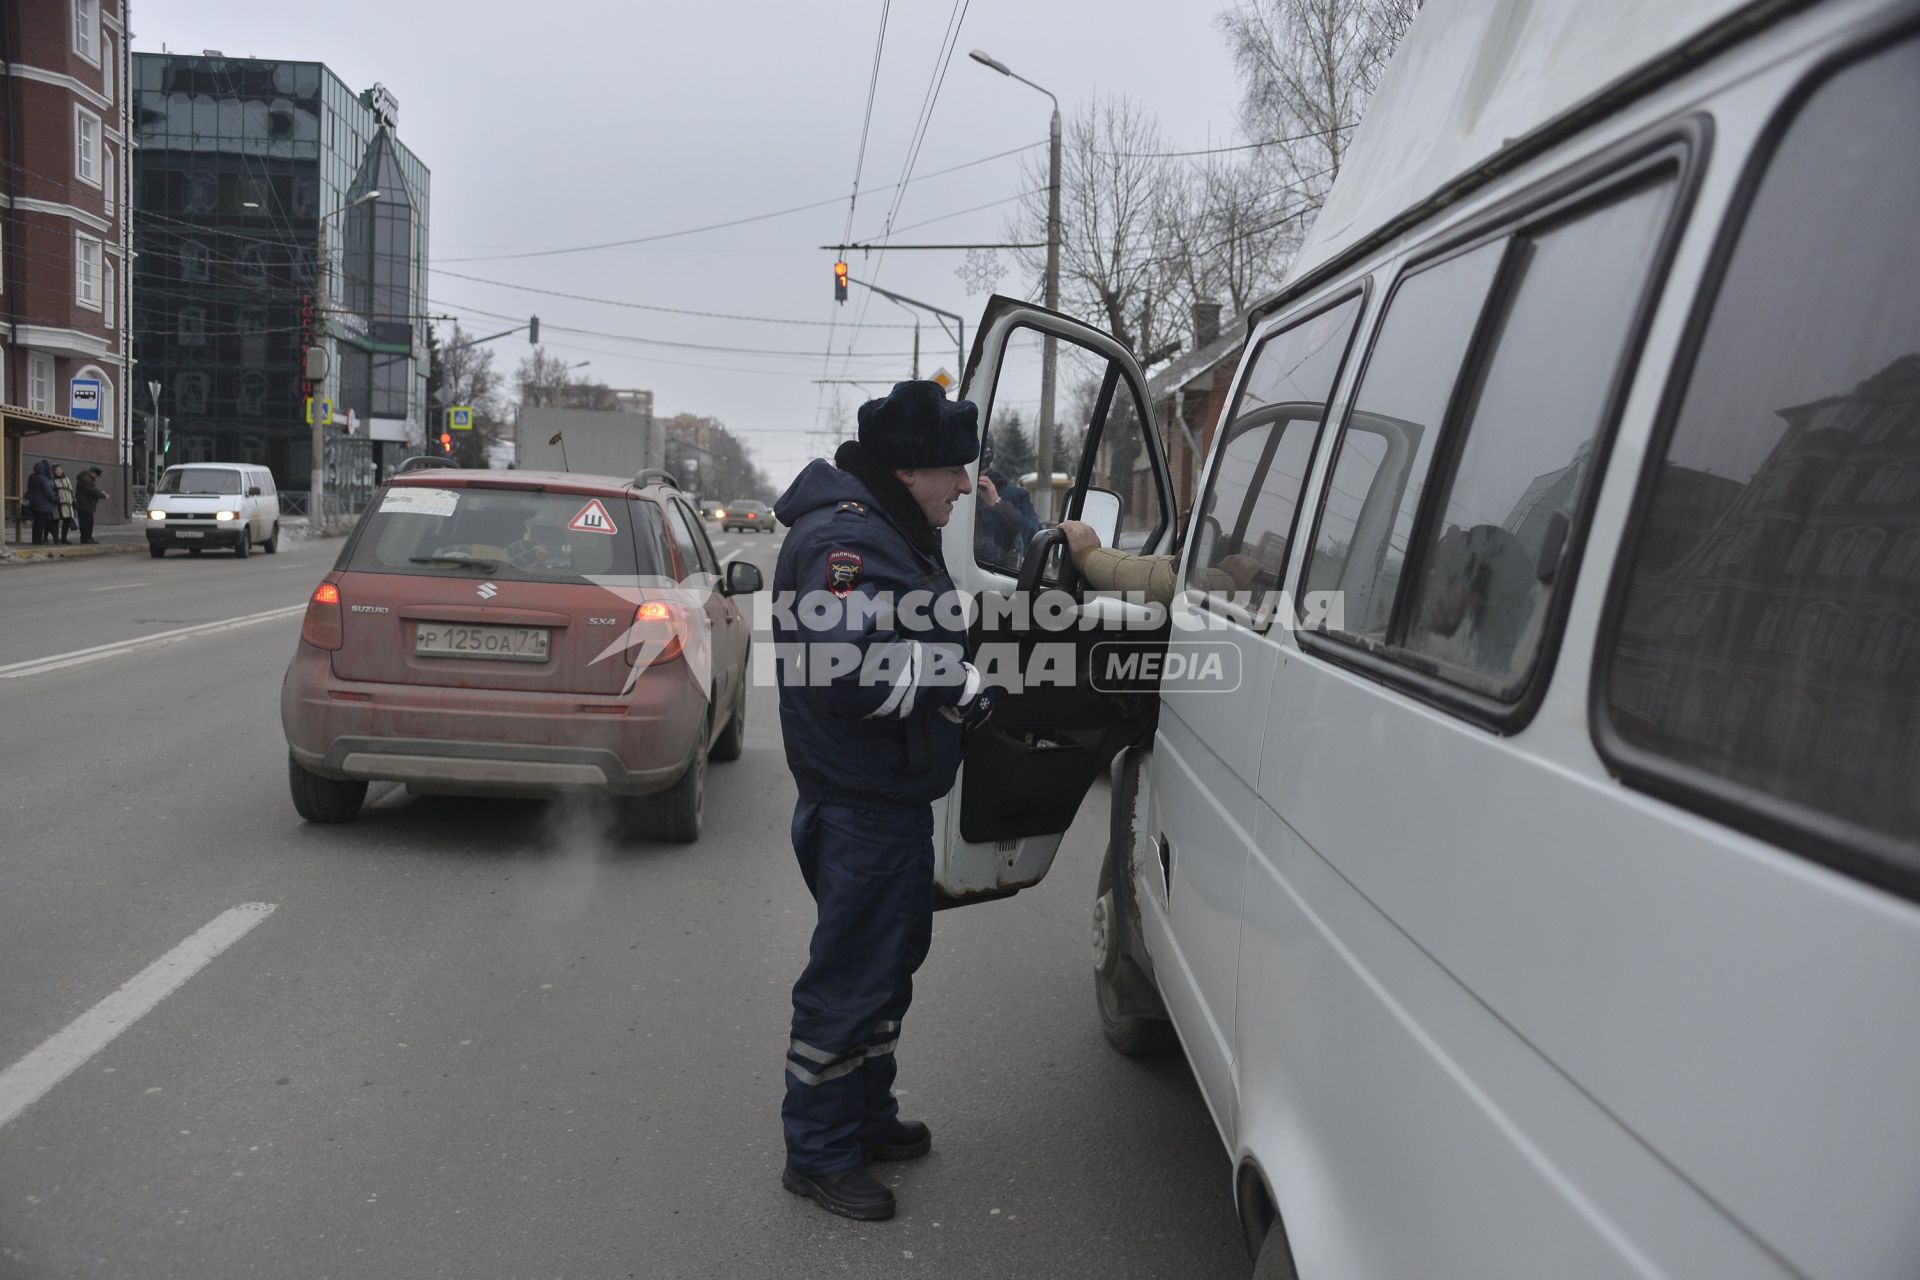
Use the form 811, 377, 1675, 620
1145, 301, 1262, 518
2, 0, 133, 536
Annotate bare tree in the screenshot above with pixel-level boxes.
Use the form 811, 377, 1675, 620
1215, 0, 1423, 225
516, 347, 616, 411
1009, 95, 1187, 366
431, 323, 509, 467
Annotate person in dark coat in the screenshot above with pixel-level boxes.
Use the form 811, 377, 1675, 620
52, 465, 76, 544
771, 379, 993, 1222
26, 460, 57, 545
971, 427, 1042, 569
74, 468, 107, 543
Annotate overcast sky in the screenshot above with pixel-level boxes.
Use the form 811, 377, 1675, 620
138, 1, 1252, 485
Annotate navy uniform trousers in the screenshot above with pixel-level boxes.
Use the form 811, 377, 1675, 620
781, 799, 934, 1175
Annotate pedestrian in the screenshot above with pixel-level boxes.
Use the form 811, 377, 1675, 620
74, 468, 108, 544
52, 465, 76, 544
770, 379, 994, 1221
971, 427, 1042, 569
26, 460, 57, 545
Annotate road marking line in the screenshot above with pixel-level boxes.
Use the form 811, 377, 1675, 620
0, 604, 306, 679
87, 582, 148, 593
0, 904, 276, 1130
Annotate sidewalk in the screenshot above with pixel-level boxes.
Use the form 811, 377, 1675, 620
1, 517, 330, 565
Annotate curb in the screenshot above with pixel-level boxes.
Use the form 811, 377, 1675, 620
1, 542, 147, 566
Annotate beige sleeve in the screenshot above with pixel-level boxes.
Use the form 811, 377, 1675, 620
1079, 548, 1181, 605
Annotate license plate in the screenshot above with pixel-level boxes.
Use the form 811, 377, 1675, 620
176, 530, 204, 539
414, 623, 550, 662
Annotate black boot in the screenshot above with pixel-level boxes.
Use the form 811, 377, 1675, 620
782, 1165, 896, 1220
863, 1119, 931, 1164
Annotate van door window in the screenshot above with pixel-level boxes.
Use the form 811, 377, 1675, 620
1187, 294, 1362, 618
975, 324, 1165, 576
1401, 179, 1672, 696
1304, 242, 1505, 641
1602, 35, 1920, 893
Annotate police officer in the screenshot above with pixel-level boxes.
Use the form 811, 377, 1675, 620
770, 379, 992, 1221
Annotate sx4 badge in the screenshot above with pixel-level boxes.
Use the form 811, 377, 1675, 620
825, 550, 863, 598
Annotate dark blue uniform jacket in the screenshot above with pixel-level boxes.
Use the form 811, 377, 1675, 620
772, 449, 971, 810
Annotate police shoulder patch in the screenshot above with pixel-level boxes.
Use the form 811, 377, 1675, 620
826, 549, 864, 597
834, 500, 867, 516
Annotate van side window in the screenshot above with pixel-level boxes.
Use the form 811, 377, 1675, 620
1402, 179, 1672, 696
1186, 295, 1361, 618
1304, 243, 1504, 640
1603, 35, 1920, 889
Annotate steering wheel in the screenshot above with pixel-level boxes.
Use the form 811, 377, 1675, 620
1015, 526, 1082, 597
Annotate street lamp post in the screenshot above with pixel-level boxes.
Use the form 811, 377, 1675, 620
971, 49, 1062, 520
311, 189, 380, 530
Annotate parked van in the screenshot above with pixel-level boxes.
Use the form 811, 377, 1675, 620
146, 463, 282, 558
935, 1, 1920, 1275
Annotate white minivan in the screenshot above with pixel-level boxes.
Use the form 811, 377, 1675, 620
146, 463, 282, 558
934, 1, 1920, 1276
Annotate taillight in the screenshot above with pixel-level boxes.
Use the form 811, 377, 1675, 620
624, 600, 687, 667
302, 581, 344, 650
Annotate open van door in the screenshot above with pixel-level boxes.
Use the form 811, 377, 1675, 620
933, 296, 1177, 908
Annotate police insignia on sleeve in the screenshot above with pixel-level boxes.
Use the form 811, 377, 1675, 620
826, 549, 864, 598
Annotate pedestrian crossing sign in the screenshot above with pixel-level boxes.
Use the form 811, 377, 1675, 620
305, 396, 333, 426
448, 405, 474, 432
567, 498, 617, 536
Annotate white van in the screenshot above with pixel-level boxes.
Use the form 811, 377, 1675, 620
936, 1, 1920, 1275
146, 463, 282, 558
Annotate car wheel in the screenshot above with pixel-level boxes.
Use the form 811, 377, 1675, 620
263, 522, 279, 554
148, 545, 166, 559
235, 526, 251, 558
287, 755, 368, 823
1093, 846, 1177, 1057
709, 676, 746, 762
647, 713, 708, 843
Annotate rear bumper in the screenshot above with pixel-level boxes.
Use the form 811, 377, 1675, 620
281, 644, 702, 797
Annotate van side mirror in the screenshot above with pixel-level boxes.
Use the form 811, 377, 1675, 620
248, 486, 262, 496
1536, 510, 1570, 583
1075, 486, 1123, 550
724, 560, 763, 595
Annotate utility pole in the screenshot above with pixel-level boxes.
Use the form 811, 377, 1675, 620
1040, 97, 1062, 522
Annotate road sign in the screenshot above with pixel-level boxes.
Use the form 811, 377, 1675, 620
448, 405, 475, 432
931, 367, 954, 390
69, 378, 101, 423
305, 396, 333, 426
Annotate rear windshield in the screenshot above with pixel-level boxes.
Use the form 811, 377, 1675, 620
344, 486, 663, 583
158, 468, 243, 495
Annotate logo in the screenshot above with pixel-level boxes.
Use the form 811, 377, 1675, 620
1090, 641, 1242, 694
588, 616, 620, 626
349, 605, 389, 614
826, 550, 864, 598
476, 582, 499, 601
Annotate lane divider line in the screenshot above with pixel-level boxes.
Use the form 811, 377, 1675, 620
87, 582, 149, 593
0, 604, 306, 679
0, 903, 277, 1131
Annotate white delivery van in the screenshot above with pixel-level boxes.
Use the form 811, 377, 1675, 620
934, 1, 1920, 1276
146, 463, 282, 558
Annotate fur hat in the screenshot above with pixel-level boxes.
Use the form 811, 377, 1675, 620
856, 380, 979, 470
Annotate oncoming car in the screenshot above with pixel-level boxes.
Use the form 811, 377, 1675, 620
280, 465, 762, 841
718, 499, 771, 532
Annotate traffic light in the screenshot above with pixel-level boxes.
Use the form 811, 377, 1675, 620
833, 260, 848, 303
528, 315, 540, 345
440, 431, 453, 454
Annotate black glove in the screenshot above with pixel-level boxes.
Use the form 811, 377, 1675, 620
939, 662, 994, 729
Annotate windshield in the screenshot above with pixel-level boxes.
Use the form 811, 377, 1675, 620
344, 486, 664, 584
158, 468, 243, 495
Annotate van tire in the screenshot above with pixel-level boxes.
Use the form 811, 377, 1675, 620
288, 755, 367, 823
234, 527, 251, 558
647, 715, 708, 843
148, 545, 165, 558
1094, 855, 1177, 1057
710, 677, 746, 762
1250, 1222, 1300, 1280
263, 523, 279, 554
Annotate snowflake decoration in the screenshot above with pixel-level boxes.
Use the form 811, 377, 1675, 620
955, 248, 1005, 296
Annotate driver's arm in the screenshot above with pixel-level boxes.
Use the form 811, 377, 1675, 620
1061, 520, 1179, 604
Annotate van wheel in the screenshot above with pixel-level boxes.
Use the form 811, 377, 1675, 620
647, 715, 708, 842
288, 755, 367, 823
148, 545, 165, 558
1251, 1223, 1300, 1280
263, 523, 279, 554
234, 527, 251, 558
709, 677, 746, 762
1094, 850, 1177, 1057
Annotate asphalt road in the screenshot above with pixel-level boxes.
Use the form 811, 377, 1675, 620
0, 524, 1247, 1280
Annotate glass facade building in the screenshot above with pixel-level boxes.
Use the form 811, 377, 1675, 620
130, 55, 430, 500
